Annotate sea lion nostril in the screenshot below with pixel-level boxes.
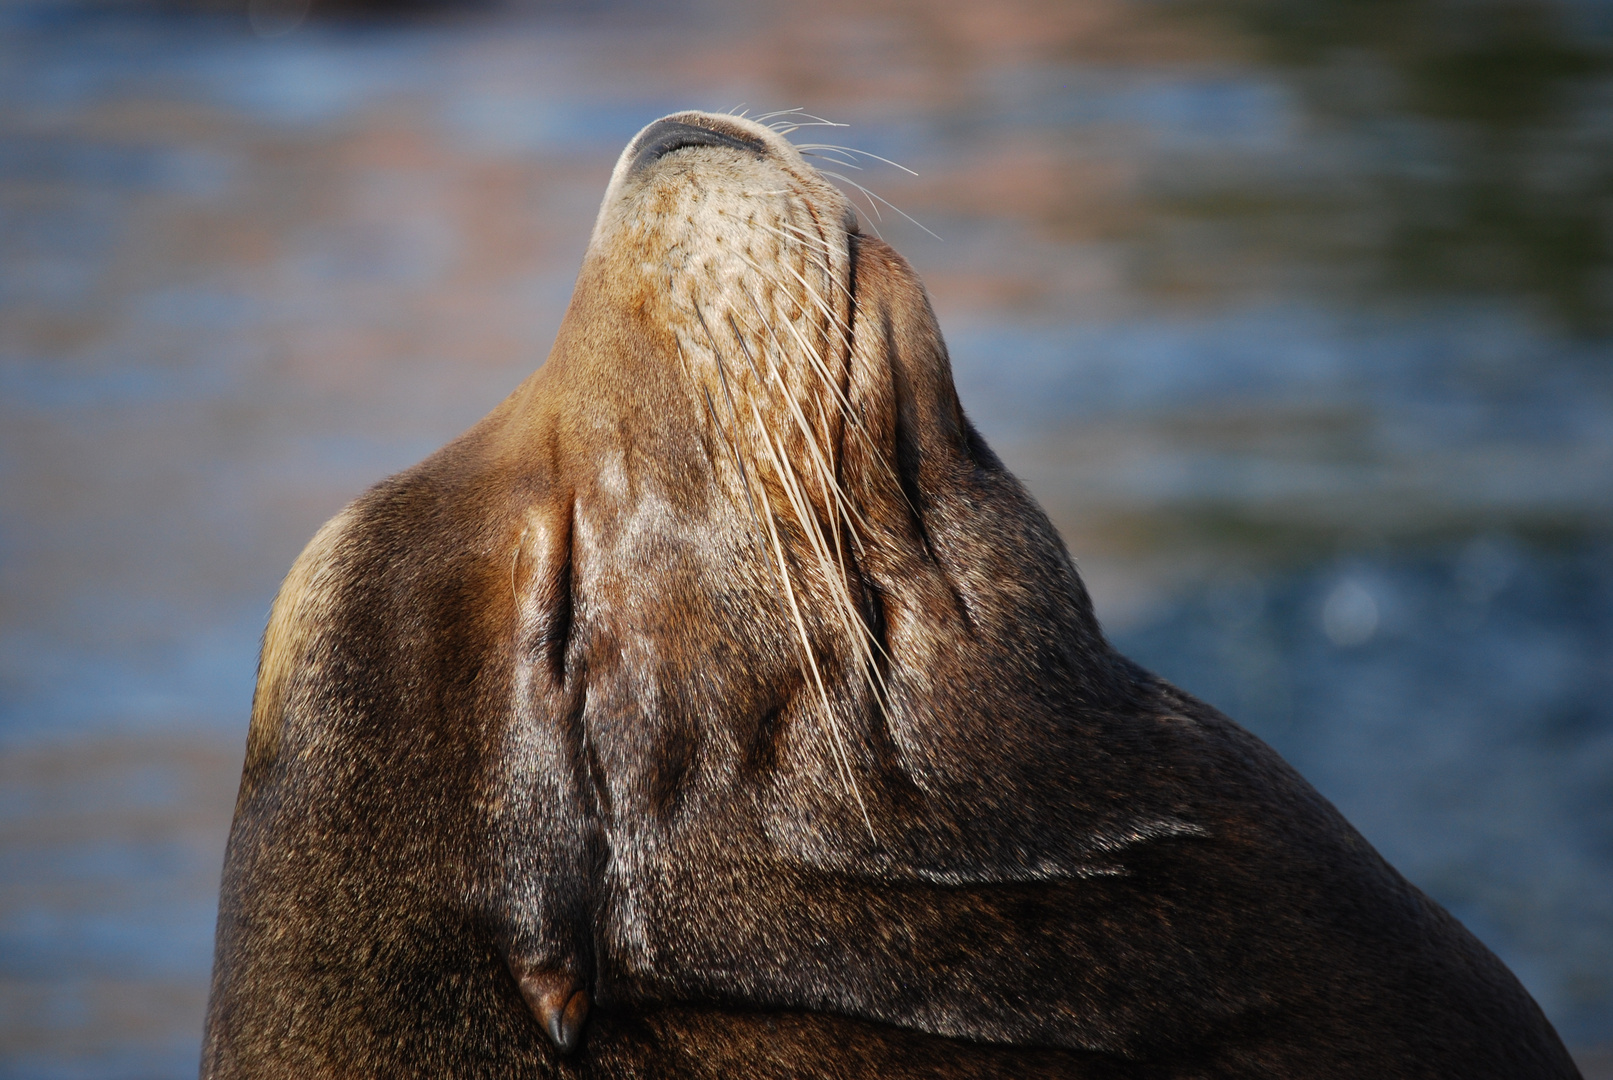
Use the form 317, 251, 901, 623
628, 118, 767, 179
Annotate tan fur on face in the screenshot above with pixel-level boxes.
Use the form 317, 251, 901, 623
588, 111, 861, 516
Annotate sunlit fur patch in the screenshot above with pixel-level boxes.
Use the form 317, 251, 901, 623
592, 113, 887, 824
246, 506, 352, 776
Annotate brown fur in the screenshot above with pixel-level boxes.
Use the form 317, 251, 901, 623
202, 112, 1581, 1078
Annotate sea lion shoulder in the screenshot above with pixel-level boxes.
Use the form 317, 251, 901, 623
244, 506, 354, 780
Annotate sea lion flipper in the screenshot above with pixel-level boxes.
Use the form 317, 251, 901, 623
509, 962, 590, 1054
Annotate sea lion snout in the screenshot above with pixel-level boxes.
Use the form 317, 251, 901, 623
626, 116, 768, 180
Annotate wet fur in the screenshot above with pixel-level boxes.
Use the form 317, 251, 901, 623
203, 112, 1581, 1079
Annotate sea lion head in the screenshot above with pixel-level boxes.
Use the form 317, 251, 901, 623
471, 109, 1149, 1044
508, 109, 1116, 862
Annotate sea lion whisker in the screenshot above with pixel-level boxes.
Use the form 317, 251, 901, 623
811, 386, 893, 682
814, 391, 845, 553
709, 293, 868, 595
724, 303, 868, 552
729, 286, 865, 528
692, 301, 746, 425
774, 296, 873, 532
755, 108, 848, 128
738, 231, 844, 321
727, 249, 846, 363
756, 221, 863, 314
738, 236, 858, 333
683, 335, 822, 708
717, 303, 842, 513
755, 402, 883, 756
799, 150, 864, 170
748, 402, 873, 832
765, 424, 837, 594
723, 310, 770, 393
746, 217, 838, 264
765, 268, 920, 531
771, 224, 858, 298
733, 355, 852, 614
730, 246, 849, 336
763, 253, 853, 341
816, 172, 884, 223
793, 144, 920, 177
741, 300, 908, 545
673, 324, 699, 382
740, 341, 886, 710
701, 371, 767, 536
771, 218, 833, 244
738, 303, 868, 542
793, 384, 863, 560
746, 269, 866, 462
740, 285, 894, 491
680, 334, 769, 553
818, 170, 941, 241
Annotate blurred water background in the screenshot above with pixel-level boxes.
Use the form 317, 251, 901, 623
2, 0, 1612, 1075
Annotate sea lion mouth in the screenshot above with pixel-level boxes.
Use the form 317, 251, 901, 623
586, 111, 861, 412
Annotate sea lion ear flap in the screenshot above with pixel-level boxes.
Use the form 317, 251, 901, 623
483, 499, 599, 1056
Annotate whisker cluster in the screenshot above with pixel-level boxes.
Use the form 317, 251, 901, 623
725, 105, 855, 136
672, 205, 899, 833
664, 115, 937, 832
817, 170, 940, 241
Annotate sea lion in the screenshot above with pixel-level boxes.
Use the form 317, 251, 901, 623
201, 110, 1581, 1079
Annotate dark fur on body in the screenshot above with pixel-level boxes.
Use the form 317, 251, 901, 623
202, 112, 1580, 1078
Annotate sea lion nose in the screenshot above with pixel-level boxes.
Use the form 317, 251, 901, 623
628, 117, 767, 179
